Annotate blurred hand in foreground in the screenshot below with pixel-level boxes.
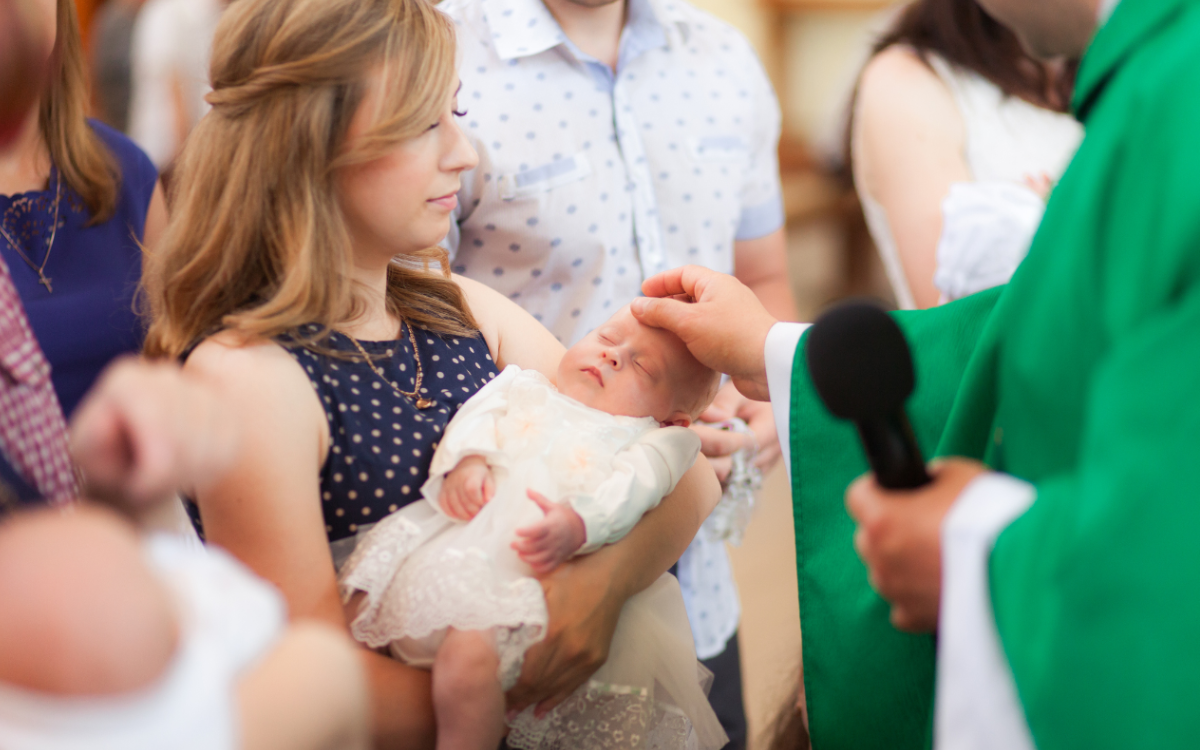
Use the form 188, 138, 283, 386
70, 358, 240, 516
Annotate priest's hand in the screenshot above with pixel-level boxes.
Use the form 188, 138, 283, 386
845, 458, 987, 632
631, 266, 777, 401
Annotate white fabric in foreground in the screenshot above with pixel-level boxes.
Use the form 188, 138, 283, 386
0, 535, 285, 750
934, 182, 1047, 302
765, 322, 809, 482
936, 473, 1036, 750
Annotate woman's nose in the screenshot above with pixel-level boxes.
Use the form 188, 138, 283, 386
444, 117, 479, 173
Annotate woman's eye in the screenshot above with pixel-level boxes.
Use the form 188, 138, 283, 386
452, 108, 468, 118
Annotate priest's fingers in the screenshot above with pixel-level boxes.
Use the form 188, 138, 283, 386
639, 264, 714, 300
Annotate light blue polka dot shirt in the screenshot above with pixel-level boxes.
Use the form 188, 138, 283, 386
441, 0, 784, 659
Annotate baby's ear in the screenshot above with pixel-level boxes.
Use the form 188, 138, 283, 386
660, 412, 692, 428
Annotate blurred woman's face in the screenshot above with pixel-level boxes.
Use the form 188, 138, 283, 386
337, 73, 478, 267
31, 0, 57, 56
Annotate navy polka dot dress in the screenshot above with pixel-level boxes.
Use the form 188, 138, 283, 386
284, 324, 501, 544
186, 323, 500, 546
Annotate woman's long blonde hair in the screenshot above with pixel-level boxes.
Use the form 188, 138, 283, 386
141, 0, 477, 360
44, 0, 118, 223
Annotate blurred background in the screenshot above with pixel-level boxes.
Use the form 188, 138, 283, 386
68, 0, 900, 745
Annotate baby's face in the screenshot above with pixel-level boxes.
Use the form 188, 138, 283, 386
557, 306, 704, 426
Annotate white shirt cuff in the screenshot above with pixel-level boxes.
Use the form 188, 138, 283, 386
764, 322, 809, 481
936, 472, 1037, 750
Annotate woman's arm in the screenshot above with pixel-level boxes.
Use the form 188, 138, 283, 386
454, 274, 566, 380
238, 622, 371, 750
852, 46, 972, 309
184, 335, 437, 750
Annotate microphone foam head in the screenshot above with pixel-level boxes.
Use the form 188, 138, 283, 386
804, 301, 915, 421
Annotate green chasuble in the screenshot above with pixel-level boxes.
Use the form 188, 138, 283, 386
789, 0, 1200, 746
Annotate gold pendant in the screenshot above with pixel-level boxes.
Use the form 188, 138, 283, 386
38, 273, 52, 293
415, 397, 434, 409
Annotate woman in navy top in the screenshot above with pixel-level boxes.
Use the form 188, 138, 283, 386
0, 0, 164, 418
141, 0, 717, 746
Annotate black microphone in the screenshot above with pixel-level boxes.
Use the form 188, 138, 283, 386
805, 301, 931, 490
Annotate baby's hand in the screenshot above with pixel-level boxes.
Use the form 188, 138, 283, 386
438, 455, 495, 521
512, 490, 587, 574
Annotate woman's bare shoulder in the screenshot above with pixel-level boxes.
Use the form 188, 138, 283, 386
854, 45, 967, 188
185, 331, 315, 405
452, 273, 565, 377
857, 45, 961, 132
185, 330, 330, 458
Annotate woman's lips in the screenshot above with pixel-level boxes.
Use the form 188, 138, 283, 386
428, 192, 458, 210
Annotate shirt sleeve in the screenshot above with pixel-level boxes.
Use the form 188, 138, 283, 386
936, 473, 1037, 750
567, 426, 701, 554
127, 1, 179, 169
735, 45, 785, 242
420, 365, 519, 514
765, 322, 810, 482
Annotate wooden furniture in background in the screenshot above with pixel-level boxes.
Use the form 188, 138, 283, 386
763, 0, 896, 303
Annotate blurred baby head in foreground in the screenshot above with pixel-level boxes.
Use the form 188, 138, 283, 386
558, 305, 721, 427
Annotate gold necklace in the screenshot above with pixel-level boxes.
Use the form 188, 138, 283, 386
345, 320, 435, 410
0, 170, 61, 294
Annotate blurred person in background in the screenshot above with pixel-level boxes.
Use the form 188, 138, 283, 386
850, 0, 1082, 309
127, 0, 225, 169
89, 0, 145, 133
0, 0, 165, 478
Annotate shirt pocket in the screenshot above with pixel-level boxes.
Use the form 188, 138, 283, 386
686, 136, 749, 163
497, 152, 593, 201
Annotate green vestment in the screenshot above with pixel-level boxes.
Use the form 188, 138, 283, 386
788, 0, 1200, 745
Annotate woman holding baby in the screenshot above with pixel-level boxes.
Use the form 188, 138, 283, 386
140, 0, 721, 748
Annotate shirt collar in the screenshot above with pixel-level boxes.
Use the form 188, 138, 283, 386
485, 0, 687, 62
486, 0, 569, 61
1096, 0, 1122, 25
1073, 0, 1196, 119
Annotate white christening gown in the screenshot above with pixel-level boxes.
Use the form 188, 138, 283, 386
339, 366, 727, 750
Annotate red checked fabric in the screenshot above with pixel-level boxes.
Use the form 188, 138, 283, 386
0, 253, 77, 504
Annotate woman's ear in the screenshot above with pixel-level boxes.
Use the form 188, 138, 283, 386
660, 412, 692, 428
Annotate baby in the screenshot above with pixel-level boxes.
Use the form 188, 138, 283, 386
0, 361, 368, 750
339, 306, 728, 750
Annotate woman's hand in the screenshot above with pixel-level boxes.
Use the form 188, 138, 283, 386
505, 550, 624, 717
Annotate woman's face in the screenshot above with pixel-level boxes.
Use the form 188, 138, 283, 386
338, 74, 478, 266
31, 0, 57, 56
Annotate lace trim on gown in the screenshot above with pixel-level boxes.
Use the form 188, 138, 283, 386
507, 680, 699, 750
339, 512, 547, 689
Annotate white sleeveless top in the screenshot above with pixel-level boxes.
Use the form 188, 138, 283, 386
860, 51, 1084, 309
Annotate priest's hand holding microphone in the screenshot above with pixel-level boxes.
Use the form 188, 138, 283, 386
631, 265, 986, 633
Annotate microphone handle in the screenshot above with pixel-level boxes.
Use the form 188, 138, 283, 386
855, 411, 932, 490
